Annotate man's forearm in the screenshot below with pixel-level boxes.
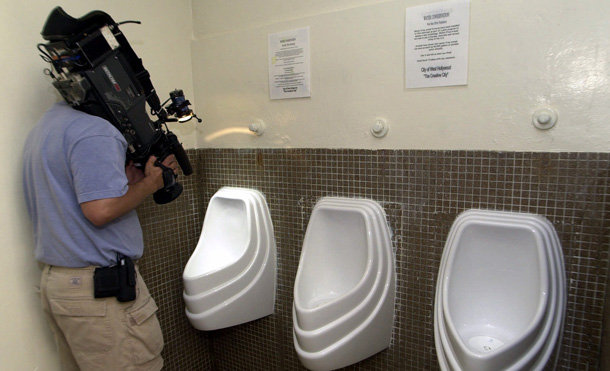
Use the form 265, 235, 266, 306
80, 177, 159, 227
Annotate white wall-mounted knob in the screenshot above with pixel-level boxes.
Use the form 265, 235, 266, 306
371, 119, 388, 138
532, 108, 558, 130
249, 120, 265, 136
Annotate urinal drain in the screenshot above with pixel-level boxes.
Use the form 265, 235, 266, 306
468, 336, 505, 353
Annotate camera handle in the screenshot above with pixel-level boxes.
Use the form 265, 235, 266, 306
152, 160, 184, 204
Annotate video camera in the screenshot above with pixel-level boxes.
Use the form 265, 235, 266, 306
38, 7, 200, 204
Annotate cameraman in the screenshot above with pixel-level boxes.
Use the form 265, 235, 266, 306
22, 100, 176, 370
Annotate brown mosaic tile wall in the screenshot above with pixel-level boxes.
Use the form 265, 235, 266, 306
137, 149, 610, 370
136, 149, 213, 370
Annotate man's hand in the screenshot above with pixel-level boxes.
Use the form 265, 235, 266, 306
161, 154, 179, 174
145, 155, 178, 190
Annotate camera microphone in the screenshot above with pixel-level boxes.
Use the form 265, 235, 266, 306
167, 132, 193, 176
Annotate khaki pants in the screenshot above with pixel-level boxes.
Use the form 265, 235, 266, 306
40, 264, 164, 371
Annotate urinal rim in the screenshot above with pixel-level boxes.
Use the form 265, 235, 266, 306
434, 210, 557, 370
293, 244, 395, 356
191, 189, 256, 275
184, 187, 277, 331
185, 191, 275, 316
293, 198, 391, 330
293, 267, 395, 359
484, 213, 563, 371
184, 198, 265, 316
183, 191, 266, 298
436, 240, 558, 370
183, 192, 261, 293
437, 254, 562, 371
293, 201, 395, 353
184, 192, 268, 303
202, 189, 271, 274
498, 215, 566, 370
435, 210, 565, 370
441, 217, 551, 355
435, 295, 563, 371
185, 238, 273, 320
185, 230, 273, 321
441, 216, 550, 362
293, 198, 394, 347
183, 188, 258, 283
439, 265, 555, 371
293, 208, 379, 333
292, 267, 386, 352
295, 198, 386, 303
294, 201, 378, 314
293, 211, 388, 343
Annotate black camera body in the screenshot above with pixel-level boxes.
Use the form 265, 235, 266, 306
39, 7, 197, 204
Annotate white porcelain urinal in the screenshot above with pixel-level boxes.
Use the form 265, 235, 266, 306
293, 197, 396, 371
183, 187, 276, 330
434, 209, 566, 371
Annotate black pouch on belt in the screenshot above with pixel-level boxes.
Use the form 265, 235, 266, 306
117, 255, 137, 302
93, 265, 120, 298
93, 254, 137, 302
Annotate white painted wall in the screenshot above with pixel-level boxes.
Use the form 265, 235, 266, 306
192, 0, 610, 151
3, 1, 193, 369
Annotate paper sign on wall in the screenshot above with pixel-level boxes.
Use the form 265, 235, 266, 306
405, 0, 470, 89
268, 27, 311, 100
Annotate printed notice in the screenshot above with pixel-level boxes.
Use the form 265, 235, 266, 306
405, 0, 470, 89
268, 27, 311, 99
